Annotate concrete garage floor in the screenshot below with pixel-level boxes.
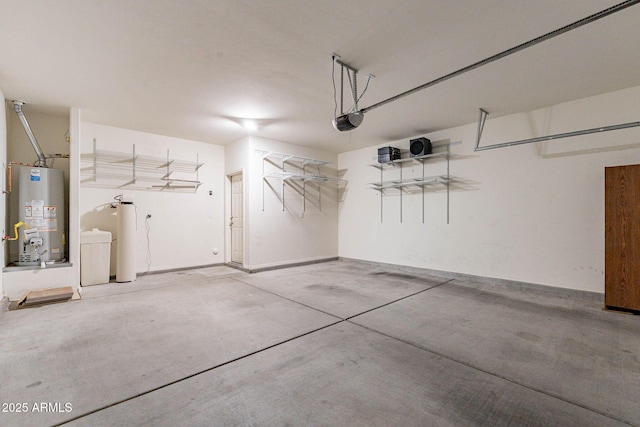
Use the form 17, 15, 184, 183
1, 260, 639, 426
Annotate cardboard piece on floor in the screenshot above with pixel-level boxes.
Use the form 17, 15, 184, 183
14, 291, 30, 306
10, 287, 75, 310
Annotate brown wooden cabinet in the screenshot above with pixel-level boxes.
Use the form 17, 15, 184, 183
605, 164, 640, 312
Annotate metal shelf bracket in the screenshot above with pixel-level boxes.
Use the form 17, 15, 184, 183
474, 108, 640, 152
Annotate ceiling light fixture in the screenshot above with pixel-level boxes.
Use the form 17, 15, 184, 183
243, 119, 258, 131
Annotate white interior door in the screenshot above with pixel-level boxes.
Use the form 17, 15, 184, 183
231, 173, 244, 264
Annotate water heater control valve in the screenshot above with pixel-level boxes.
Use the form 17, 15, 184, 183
29, 237, 43, 248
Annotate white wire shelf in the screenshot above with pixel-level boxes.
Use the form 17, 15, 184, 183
81, 150, 203, 173
369, 175, 449, 191
257, 149, 345, 213
256, 150, 331, 166
81, 141, 203, 192
369, 141, 462, 169
263, 171, 344, 183
368, 140, 459, 224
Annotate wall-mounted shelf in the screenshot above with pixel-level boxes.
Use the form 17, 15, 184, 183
257, 150, 344, 212
257, 151, 331, 167
370, 151, 451, 169
81, 140, 203, 192
263, 171, 343, 183
368, 141, 460, 223
369, 175, 450, 191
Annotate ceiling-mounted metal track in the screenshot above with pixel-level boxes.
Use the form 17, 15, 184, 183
474, 108, 640, 151
360, 0, 640, 114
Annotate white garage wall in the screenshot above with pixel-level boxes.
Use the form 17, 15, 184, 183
79, 122, 225, 276
0, 92, 6, 298
338, 85, 640, 293
242, 135, 339, 270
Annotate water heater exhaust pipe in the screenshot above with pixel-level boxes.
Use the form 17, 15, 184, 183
13, 100, 47, 168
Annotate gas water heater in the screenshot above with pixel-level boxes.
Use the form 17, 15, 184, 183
10, 100, 66, 266
16, 166, 66, 265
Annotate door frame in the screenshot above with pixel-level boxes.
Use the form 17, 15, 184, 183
226, 170, 245, 266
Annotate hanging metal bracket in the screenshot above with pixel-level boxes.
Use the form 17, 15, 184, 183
475, 108, 489, 150
333, 55, 360, 114
331, 55, 375, 131
474, 108, 640, 152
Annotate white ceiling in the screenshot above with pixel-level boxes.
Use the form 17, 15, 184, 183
1, 0, 639, 153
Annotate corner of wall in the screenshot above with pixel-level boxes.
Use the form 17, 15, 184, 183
78, 122, 226, 274
244, 135, 339, 269
69, 108, 81, 289
0, 89, 7, 299
225, 136, 251, 175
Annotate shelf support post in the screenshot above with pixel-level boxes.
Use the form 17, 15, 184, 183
380, 166, 383, 223
281, 158, 285, 212
92, 138, 97, 183
399, 162, 403, 223
302, 163, 306, 213
446, 143, 450, 224
132, 144, 136, 185
317, 163, 322, 212
166, 150, 171, 189
422, 160, 425, 223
